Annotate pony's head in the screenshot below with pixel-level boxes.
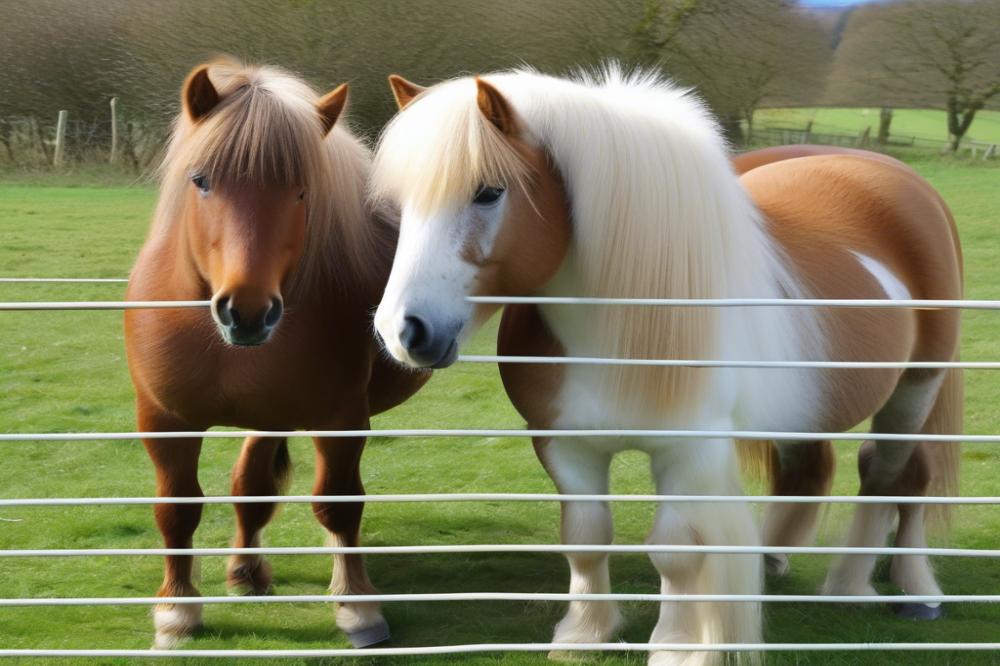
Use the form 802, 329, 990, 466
371, 75, 570, 368
158, 60, 354, 346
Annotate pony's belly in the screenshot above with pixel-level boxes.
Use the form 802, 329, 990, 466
547, 365, 742, 453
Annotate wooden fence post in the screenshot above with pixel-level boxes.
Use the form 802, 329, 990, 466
857, 126, 870, 147
109, 97, 118, 164
53, 109, 67, 166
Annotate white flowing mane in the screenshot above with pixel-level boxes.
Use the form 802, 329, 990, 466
374, 65, 819, 420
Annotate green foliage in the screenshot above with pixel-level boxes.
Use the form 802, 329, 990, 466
1, 158, 1000, 662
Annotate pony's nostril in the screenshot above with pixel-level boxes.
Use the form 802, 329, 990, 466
214, 296, 234, 327
229, 306, 242, 328
400, 315, 431, 352
265, 298, 283, 327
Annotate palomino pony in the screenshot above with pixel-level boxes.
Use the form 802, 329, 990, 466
124, 60, 427, 649
371, 68, 962, 664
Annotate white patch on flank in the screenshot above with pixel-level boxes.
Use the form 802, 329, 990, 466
852, 251, 911, 300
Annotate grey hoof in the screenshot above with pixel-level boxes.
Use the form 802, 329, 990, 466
347, 618, 390, 648
892, 602, 943, 620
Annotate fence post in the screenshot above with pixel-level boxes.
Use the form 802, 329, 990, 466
109, 97, 118, 164
857, 126, 870, 147
53, 109, 67, 167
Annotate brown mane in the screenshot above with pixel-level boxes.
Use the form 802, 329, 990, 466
152, 57, 385, 297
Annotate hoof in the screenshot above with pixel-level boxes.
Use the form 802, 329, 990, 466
764, 553, 790, 576
226, 558, 273, 596
892, 602, 943, 620
152, 603, 203, 650
346, 617, 390, 648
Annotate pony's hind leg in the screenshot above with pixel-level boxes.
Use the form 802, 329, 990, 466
647, 440, 762, 666
822, 372, 945, 602
762, 440, 835, 575
139, 401, 205, 650
888, 446, 944, 619
227, 436, 290, 595
534, 437, 622, 654
311, 433, 387, 647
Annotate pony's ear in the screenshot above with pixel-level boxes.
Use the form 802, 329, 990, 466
388, 74, 426, 109
475, 78, 516, 135
316, 83, 349, 136
182, 65, 220, 123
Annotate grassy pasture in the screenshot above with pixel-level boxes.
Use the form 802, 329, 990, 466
753, 108, 1000, 146
1, 155, 1000, 665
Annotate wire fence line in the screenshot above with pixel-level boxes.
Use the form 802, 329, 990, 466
2, 492, 997, 507
0, 287, 995, 656
0, 277, 130, 283
5, 295, 1000, 309
0, 592, 996, 607
0, 428, 978, 442
4, 544, 1000, 558
4, 643, 1000, 658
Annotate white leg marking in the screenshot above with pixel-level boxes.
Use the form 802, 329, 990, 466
824, 374, 945, 597
647, 440, 762, 666
152, 602, 203, 650
327, 532, 386, 644
543, 439, 622, 654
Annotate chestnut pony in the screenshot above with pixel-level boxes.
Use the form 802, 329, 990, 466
124, 60, 427, 649
371, 68, 961, 665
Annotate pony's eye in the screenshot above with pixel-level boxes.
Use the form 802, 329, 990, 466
297, 189, 306, 201
472, 184, 505, 206
191, 174, 209, 192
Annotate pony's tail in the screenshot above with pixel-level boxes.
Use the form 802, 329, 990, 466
922, 365, 963, 528
273, 440, 293, 496
735, 439, 772, 485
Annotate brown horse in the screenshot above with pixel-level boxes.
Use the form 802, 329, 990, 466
124, 60, 427, 649
371, 68, 961, 665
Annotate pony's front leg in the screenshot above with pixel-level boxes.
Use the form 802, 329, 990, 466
227, 436, 290, 595
534, 437, 621, 654
647, 440, 762, 666
138, 400, 205, 650
311, 429, 386, 647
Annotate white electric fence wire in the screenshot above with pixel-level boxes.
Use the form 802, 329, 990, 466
0, 493, 995, 507
459, 354, 1000, 369
0, 278, 129, 283
0, 428, 976, 442
2, 288, 997, 655
0, 592, 996, 607
0, 300, 208, 310
5, 295, 1000, 310
4, 644, 1000, 657
3, 544, 999, 557
468, 295, 1000, 309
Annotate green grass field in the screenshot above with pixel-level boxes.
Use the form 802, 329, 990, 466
754, 108, 1000, 146
1, 155, 1000, 665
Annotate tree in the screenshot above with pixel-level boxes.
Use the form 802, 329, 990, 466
581, 0, 832, 145
827, 0, 1000, 151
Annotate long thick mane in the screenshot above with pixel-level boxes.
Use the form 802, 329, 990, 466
374, 65, 818, 418
153, 59, 381, 297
